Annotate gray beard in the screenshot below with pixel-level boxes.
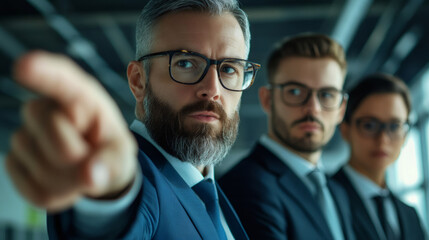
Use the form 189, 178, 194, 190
142, 85, 239, 167
170, 130, 235, 166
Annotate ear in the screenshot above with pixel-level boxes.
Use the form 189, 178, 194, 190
127, 61, 146, 102
340, 122, 350, 143
259, 86, 272, 114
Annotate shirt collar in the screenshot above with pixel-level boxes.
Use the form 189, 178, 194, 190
344, 165, 390, 198
259, 134, 323, 178
130, 120, 213, 187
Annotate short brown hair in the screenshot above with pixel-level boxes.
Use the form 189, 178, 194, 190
267, 33, 347, 83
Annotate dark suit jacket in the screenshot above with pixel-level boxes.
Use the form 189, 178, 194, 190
332, 167, 427, 240
219, 143, 355, 240
47, 132, 248, 240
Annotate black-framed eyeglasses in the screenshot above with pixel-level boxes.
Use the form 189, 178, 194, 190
354, 117, 410, 140
138, 50, 261, 92
270, 82, 347, 110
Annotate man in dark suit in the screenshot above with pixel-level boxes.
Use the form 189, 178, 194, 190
219, 34, 355, 240
5, 0, 261, 239
333, 74, 428, 240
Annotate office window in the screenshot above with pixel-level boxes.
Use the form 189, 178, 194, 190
388, 128, 423, 189
388, 127, 428, 227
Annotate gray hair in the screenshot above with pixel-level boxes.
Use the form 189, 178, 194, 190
135, 0, 251, 60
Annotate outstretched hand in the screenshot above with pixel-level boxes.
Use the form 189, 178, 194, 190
6, 51, 138, 212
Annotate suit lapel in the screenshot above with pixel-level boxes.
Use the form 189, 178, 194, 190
327, 180, 354, 240
333, 168, 379, 240
216, 182, 249, 240
253, 144, 334, 239
133, 132, 219, 240
391, 194, 409, 240
160, 163, 220, 239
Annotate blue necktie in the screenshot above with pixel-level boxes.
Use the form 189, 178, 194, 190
308, 169, 344, 240
373, 196, 397, 240
193, 179, 227, 240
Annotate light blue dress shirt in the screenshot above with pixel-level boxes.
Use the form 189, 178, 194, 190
73, 120, 234, 239
344, 165, 400, 240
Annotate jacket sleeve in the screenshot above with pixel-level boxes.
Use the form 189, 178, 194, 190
47, 151, 160, 240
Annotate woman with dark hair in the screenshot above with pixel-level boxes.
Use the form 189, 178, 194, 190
332, 73, 427, 240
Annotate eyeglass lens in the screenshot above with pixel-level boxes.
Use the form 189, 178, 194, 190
170, 51, 255, 91
356, 118, 409, 139
280, 84, 343, 108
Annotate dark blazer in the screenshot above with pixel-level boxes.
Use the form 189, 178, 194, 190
47, 132, 248, 240
332, 167, 427, 240
219, 143, 355, 240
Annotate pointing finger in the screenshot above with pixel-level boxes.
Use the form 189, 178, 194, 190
13, 51, 100, 106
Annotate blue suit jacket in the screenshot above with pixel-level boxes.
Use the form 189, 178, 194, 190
219, 143, 355, 240
332, 168, 427, 240
47, 132, 248, 240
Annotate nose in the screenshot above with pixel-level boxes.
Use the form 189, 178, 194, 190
196, 65, 221, 101
376, 130, 392, 144
303, 91, 322, 114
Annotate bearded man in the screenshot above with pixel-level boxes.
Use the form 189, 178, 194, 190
6, 0, 261, 239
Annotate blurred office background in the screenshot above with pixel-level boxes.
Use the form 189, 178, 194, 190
1, 0, 429, 239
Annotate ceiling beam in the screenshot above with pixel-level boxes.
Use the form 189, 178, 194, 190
99, 16, 135, 65
26, 0, 134, 107
410, 63, 429, 116
0, 76, 37, 102
348, 0, 425, 88
0, 3, 390, 29
0, 26, 26, 59
331, 0, 372, 51
345, 0, 401, 88
245, 5, 340, 22
381, 26, 422, 73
